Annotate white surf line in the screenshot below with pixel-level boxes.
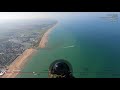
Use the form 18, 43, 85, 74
63, 45, 75, 48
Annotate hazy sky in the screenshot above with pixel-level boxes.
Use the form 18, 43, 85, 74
0, 12, 81, 20
0, 12, 119, 21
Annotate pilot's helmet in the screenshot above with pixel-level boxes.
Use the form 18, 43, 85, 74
49, 59, 74, 78
51, 61, 71, 76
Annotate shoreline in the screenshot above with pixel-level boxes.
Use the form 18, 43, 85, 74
1, 22, 58, 78
39, 23, 58, 48
1, 48, 37, 78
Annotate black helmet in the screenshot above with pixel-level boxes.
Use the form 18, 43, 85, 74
49, 59, 74, 78
51, 62, 70, 75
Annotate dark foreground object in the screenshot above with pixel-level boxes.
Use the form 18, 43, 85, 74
48, 59, 75, 78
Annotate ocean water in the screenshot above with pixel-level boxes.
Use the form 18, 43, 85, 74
17, 13, 120, 78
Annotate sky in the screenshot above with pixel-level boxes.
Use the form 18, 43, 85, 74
0, 12, 119, 21
0, 12, 81, 20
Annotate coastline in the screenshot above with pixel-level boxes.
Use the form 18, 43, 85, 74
1, 48, 37, 78
1, 22, 58, 78
39, 23, 58, 48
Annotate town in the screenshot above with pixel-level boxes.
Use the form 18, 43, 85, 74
0, 19, 57, 75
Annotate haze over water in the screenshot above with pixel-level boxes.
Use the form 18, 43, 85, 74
17, 12, 120, 78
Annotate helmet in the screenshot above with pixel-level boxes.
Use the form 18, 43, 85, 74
51, 62, 70, 75
49, 59, 74, 78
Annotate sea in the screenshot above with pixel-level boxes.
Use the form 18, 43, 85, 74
17, 12, 120, 78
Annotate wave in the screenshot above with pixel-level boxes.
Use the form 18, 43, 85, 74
63, 45, 75, 48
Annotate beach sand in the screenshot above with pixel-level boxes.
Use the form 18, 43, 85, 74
1, 48, 37, 78
39, 23, 57, 48
1, 23, 57, 78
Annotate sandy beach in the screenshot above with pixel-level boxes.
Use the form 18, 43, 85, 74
39, 23, 57, 48
1, 48, 37, 78
1, 23, 57, 78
